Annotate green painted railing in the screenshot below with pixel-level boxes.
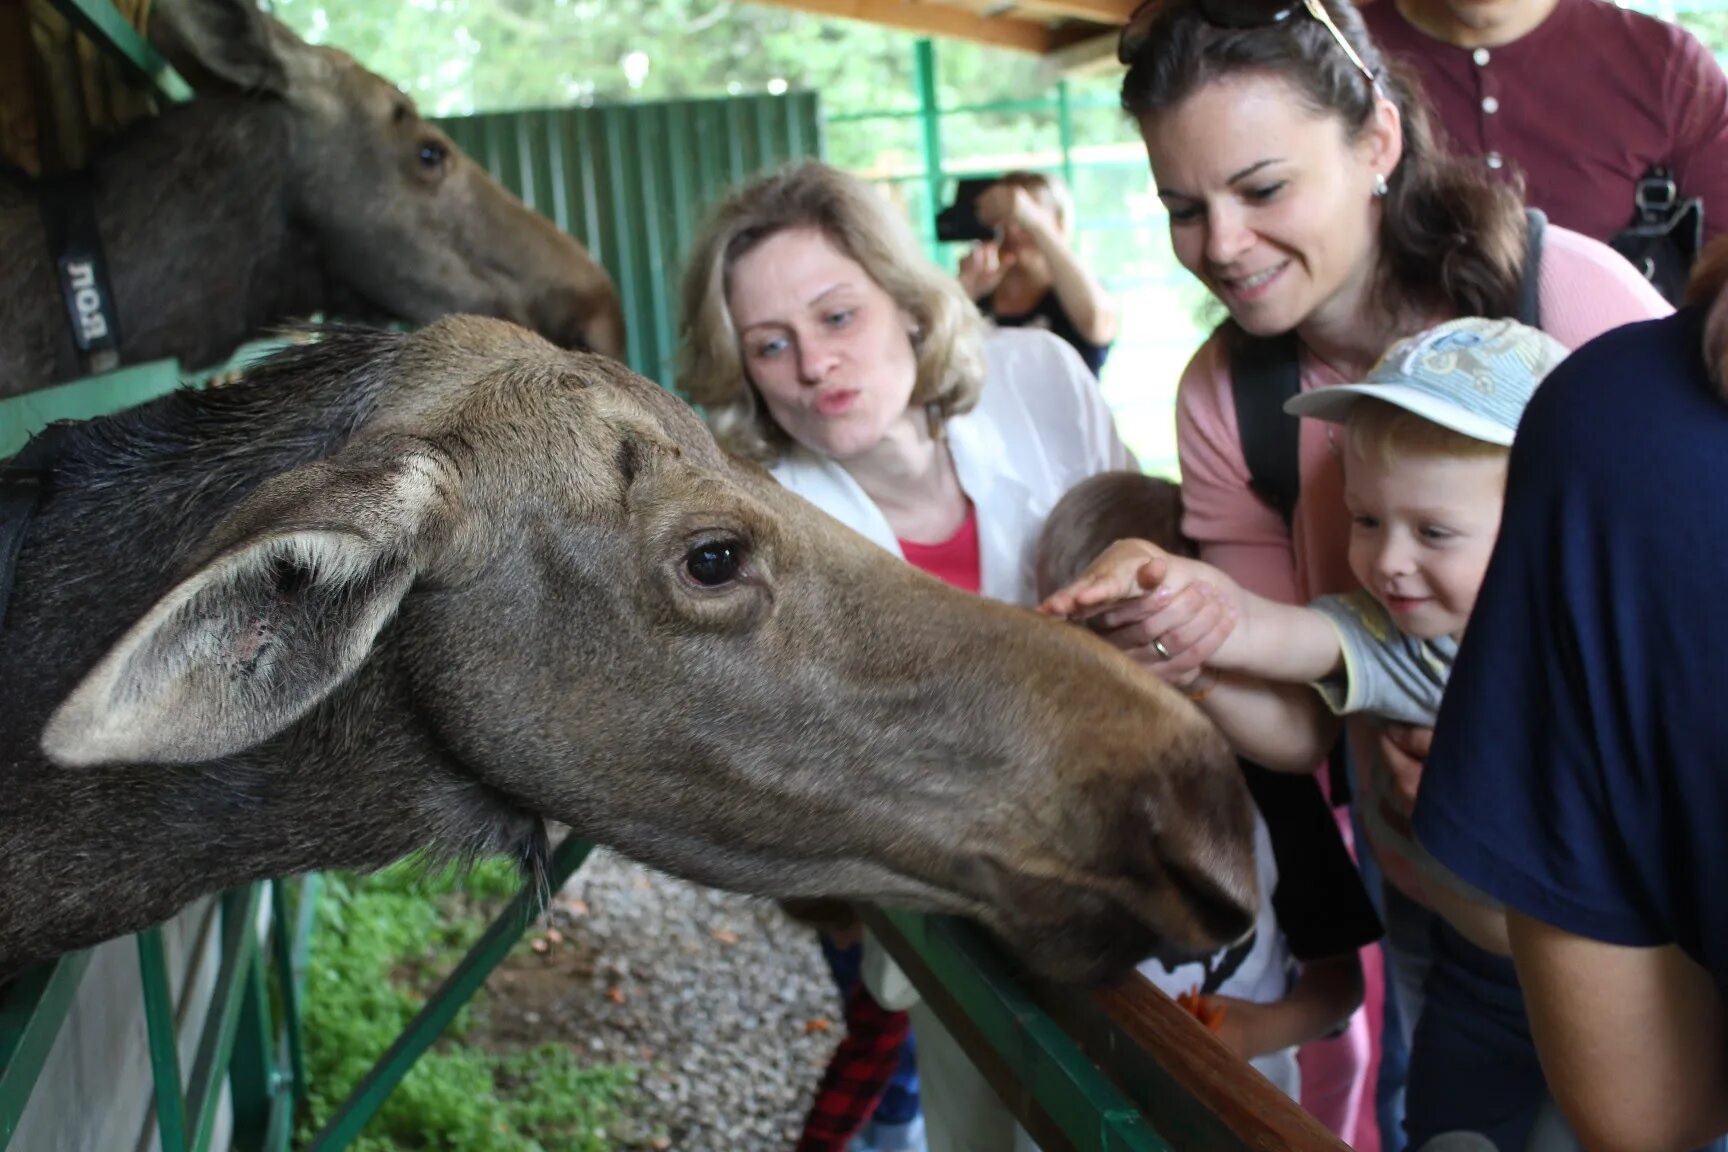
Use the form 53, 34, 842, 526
44, 0, 193, 103
0, 953, 92, 1146
0, 358, 184, 457
867, 910, 1352, 1152
0, 880, 313, 1152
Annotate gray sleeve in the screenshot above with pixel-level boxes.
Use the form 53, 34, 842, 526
1309, 592, 1446, 726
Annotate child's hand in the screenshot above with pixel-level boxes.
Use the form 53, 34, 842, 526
1205, 995, 1285, 1062
1037, 537, 1168, 619
1175, 988, 1286, 1065
1175, 986, 1229, 1034
1041, 542, 1250, 681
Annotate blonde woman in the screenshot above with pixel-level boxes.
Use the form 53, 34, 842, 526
678, 160, 1148, 1152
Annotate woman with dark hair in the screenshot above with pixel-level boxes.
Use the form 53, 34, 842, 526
1108, 1, 1670, 1148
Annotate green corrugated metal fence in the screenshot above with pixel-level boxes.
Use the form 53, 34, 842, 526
437, 94, 824, 387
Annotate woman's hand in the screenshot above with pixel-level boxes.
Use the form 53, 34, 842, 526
1377, 723, 1432, 824
1088, 583, 1236, 684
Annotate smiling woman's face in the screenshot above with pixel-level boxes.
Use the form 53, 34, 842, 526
726, 227, 921, 463
1138, 72, 1395, 338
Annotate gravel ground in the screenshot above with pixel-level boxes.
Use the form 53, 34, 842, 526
472, 847, 845, 1151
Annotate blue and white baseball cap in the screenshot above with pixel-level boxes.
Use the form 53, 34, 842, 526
1283, 317, 1569, 446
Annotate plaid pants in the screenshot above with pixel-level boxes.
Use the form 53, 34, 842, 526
795, 936, 920, 1152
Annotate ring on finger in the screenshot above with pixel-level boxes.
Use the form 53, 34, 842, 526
1152, 638, 1173, 661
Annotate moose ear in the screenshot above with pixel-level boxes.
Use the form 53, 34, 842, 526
41, 452, 448, 768
149, 0, 291, 96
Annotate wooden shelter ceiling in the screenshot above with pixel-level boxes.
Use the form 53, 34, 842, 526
748, 0, 1140, 58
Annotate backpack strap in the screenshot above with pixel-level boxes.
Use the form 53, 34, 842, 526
1224, 322, 1304, 528
1519, 207, 1546, 329
1224, 322, 1347, 803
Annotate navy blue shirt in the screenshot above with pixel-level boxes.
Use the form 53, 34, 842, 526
1416, 306, 1728, 993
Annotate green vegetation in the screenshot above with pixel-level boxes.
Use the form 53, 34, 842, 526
298, 861, 636, 1152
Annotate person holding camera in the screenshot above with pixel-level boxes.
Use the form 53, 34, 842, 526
956, 171, 1120, 376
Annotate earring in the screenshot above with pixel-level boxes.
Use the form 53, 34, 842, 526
1373, 173, 1390, 198
925, 401, 946, 441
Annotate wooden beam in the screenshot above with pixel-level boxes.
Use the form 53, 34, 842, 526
862, 908, 1351, 1152
748, 0, 1056, 54
994, 0, 1140, 25
1037, 27, 1123, 82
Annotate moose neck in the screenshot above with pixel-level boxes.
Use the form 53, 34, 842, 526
0, 356, 537, 977
92, 97, 333, 374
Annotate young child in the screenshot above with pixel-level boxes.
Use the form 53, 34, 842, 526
1042, 317, 1571, 1151
1035, 471, 1369, 1103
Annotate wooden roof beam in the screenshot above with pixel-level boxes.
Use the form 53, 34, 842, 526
983, 0, 1140, 25
1037, 28, 1124, 80
748, 0, 1057, 54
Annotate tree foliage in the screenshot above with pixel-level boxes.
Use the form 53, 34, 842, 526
279, 0, 1059, 122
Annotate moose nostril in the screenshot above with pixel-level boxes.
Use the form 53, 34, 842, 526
1115, 773, 1258, 950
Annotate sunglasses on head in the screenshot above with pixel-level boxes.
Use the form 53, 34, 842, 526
1118, 0, 1380, 94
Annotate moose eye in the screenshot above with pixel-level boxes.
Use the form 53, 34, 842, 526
684, 540, 745, 587
417, 141, 447, 169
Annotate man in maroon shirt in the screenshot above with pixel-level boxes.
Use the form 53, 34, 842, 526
1361, 0, 1728, 249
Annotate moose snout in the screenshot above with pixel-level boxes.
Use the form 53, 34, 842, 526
976, 685, 1260, 984
958, 756, 1257, 986
1117, 749, 1260, 951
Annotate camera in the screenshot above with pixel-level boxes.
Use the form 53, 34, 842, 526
935, 176, 1001, 244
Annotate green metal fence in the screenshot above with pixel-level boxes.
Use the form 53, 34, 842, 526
0, 354, 315, 1152
0, 867, 318, 1152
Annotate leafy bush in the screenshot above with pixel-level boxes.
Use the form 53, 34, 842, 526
297, 860, 636, 1151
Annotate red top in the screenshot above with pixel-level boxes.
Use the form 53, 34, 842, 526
1362, 0, 1728, 244
898, 502, 981, 593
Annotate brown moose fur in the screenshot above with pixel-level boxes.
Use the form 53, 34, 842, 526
0, 318, 1255, 984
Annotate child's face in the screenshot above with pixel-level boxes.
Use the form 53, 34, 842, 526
1343, 447, 1508, 641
